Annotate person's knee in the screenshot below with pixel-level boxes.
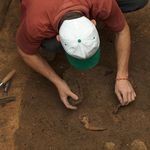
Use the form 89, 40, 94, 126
41, 37, 63, 52
118, 0, 149, 12
135, 0, 148, 8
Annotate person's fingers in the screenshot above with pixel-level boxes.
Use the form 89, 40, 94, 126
132, 90, 136, 101
125, 92, 131, 105
122, 92, 128, 106
124, 90, 136, 105
68, 91, 79, 101
134, 91, 137, 97
128, 92, 132, 102
61, 97, 77, 110
130, 86, 136, 98
131, 92, 136, 102
116, 90, 123, 104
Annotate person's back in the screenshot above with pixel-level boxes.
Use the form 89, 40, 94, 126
17, 0, 123, 54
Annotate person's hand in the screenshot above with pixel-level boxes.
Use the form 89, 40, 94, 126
56, 79, 79, 110
115, 79, 136, 106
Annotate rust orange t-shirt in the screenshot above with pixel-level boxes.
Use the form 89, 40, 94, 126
16, 0, 125, 54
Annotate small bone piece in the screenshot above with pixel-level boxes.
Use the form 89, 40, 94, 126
79, 114, 107, 131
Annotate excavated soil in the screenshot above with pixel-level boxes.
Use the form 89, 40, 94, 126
0, 0, 149, 150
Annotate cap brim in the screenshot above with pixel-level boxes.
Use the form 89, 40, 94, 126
65, 49, 101, 70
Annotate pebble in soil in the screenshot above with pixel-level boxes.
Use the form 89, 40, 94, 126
131, 139, 147, 150
104, 142, 118, 150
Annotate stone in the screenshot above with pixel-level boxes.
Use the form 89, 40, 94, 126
104, 142, 118, 150
131, 139, 147, 150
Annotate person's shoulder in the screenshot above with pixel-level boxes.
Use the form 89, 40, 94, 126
90, 0, 112, 13
90, 0, 112, 19
90, 0, 112, 6
24, 11, 50, 39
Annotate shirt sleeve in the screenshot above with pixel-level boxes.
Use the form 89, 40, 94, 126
102, 0, 126, 32
16, 21, 42, 55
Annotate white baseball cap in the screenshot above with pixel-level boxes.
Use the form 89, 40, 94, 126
59, 16, 101, 70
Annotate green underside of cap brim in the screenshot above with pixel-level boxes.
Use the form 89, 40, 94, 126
65, 49, 101, 71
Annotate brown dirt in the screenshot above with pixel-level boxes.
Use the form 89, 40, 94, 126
0, 1, 149, 150
0, 0, 33, 149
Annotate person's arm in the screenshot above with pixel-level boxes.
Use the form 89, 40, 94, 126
18, 48, 78, 109
115, 21, 136, 105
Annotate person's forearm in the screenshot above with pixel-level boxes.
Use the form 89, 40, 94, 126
18, 48, 62, 86
115, 22, 131, 78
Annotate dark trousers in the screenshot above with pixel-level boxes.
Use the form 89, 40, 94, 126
41, 0, 149, 51
117, 0, 148, 12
